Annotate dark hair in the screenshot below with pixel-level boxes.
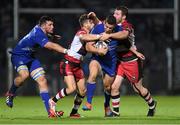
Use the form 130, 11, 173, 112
116, 6, 128, 17
39, 16, 54, 26
79, 14, 90, 27
105, 15, 117, 25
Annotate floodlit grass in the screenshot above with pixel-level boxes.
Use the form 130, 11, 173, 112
0, 96, 180, 124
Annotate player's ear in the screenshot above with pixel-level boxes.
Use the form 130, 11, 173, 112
84, 23, 87, 28
40, 23, 46, 29
122, 15, 126, 20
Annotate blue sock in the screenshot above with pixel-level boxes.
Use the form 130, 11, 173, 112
40, 91, 50, 115
86, 82, 96, 104
9, 81, 19, 95
104, 90, 111, 108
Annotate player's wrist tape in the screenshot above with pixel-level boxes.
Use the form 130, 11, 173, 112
96, 34, 101, 40
63, 49, 68, 54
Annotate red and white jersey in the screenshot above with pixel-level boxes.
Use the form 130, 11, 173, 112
117, 20, 137, 61
67, 28, 87, 61
118, 20, 135, 48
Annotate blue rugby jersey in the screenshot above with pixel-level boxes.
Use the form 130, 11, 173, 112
11, 25, 49, 57
90, 23, 122, 76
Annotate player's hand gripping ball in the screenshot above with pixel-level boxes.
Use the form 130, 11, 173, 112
95, 41, 108, 56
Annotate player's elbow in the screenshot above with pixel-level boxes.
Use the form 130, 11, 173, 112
85, 45, 91, 52
113, 31, 129, 40
118, 31, 129, 40
44, 42, 53, 49
79, 34, 86, 41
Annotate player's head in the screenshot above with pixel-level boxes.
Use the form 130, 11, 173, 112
79, 14, 94, 31
113, 6, 128, 23
39, 16, 54, 33
104, 15, 117, 33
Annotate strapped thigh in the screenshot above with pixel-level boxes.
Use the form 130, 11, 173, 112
31, 67, 45, 80
17, 65, 28, 72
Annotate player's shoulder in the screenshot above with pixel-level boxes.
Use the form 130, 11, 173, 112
91, 23, 104, 34
76, 28, 87, 36
122, 20, 133, 29
31, 25, 44, 36
114, 24, 123, 32
33, 25, 41, 32
94, 23, 104, 29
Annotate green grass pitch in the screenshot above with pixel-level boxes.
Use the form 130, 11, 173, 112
0, 96, 180, 124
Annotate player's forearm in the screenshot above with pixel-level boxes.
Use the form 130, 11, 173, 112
86, 43, 99, 54
93, 17, 101, 25
80, 34, 101, 41
129, 46, 138, 55
44, 42, 67, 54
88, 12, 101, 25
52, 44, 67, 54
86, 45, 98, 53
109, 31, 129, 40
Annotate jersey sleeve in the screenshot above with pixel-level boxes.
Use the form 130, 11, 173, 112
35, 32, 49, 47
76, 30, 87, 36
122, 22, 133, 33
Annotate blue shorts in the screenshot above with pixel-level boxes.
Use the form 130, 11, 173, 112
92, 56, 117, 77
11, 54, 42, 73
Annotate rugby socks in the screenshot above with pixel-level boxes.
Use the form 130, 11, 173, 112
104, 90, 111, 108
71, 93, 84, 114
8, 81, 19, 95
141, 91, 155, 109
111, 95, 120, 113
86, 82, 96, 104
52, 88, 67, 103
40, 91, 50, 114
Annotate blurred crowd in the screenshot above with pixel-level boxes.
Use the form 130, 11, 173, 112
0, 0, 178, 95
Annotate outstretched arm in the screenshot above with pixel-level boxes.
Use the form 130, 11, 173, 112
100, 30, 129, 41
109, 30, 129, 40
88, 12, 101, 25
44, 41, 67, 54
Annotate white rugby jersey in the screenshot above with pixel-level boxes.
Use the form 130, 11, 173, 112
67, 29, 87, 60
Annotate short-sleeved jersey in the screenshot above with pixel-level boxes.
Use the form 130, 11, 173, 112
91, 23, 122, 76
66, 28, 87, 62
11, 25, 49, 58
117, 20, 137, 61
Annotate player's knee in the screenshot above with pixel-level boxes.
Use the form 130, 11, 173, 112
111, 84, 119, 93
37, 76, 48, 90
19, 71, 29, 81
104, 81, 111, 91
37, 76, 47, 84
104, 85, 111, 92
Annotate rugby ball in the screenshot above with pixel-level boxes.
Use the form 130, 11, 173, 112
95, 41, 108, 49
